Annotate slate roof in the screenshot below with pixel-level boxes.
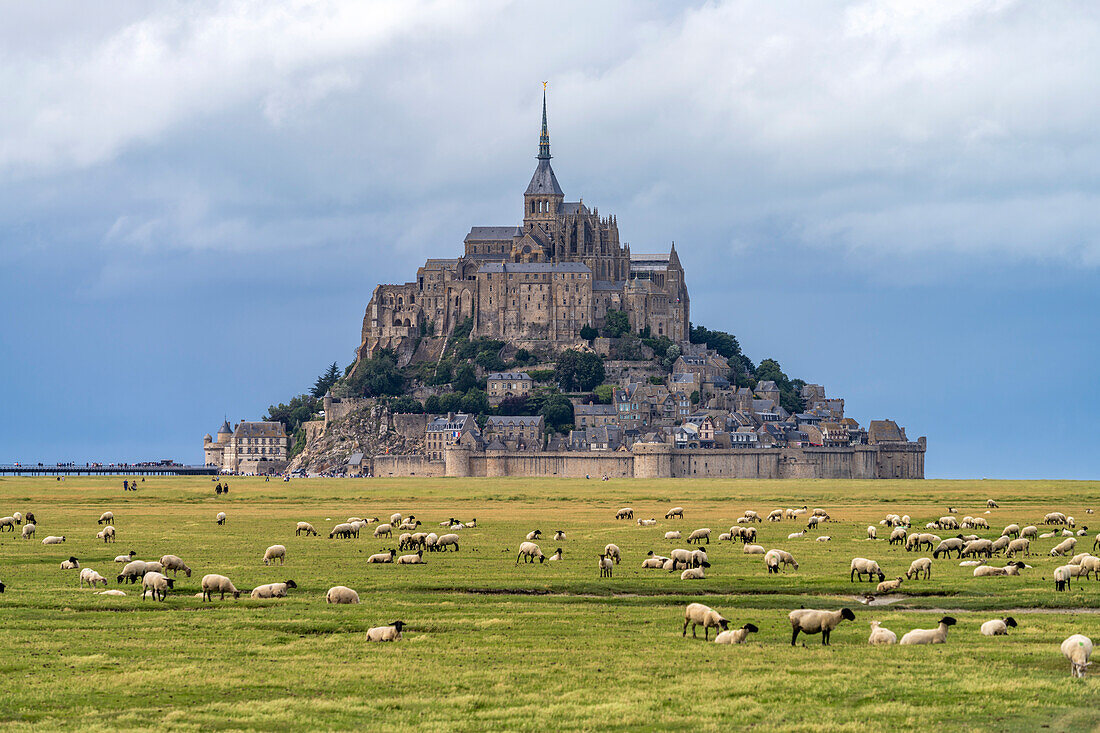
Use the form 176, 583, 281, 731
525, 158, 564, 196
233, 421, 287, 438
486, 415, 544, 428
465, 226, 522, 242
560, 201, 589, 215
593, 280, 625, 291
478, 262, 591, 274
218, 420, 232, 434
487, 372, 532, 382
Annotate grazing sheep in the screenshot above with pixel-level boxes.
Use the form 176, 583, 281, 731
615, 507, 634, 520
889, 527, 907, 546
680, 565, 707, 580
682, 603, 728, 639
868, 620, 897, 645
767, 510, 783, 522
637, 518, 657, 527
906, 557, 932, 580
21, 523, 35, 539
867, 526, 878, 540
689, 548, 708, 568
263, 545, 286, 566
435, 533, 460, 552
141, 572, 174, 602
250, 580, 297, 599
715, 624, 759, 644
665, 506, 684, 519
390, 513, 403, 526
1078, 555, 1100, 579
937, 516, 959, 530
665, 530, 682, 540
1005, 538, 1031, 557
1045, 512, 1068, 525
367, 550, 396, 563
42, 536, 66, 545
424, 533, 438, 551
604, 544, 622, 564
1054, 565, 1075, 591
329, 523, 354, 539
765, 549, 798, 573
159, 555, 192, 577
740, 527, 757, 543
899, 616, 957, 645
686, 528, 711, 545
11, 512, 21, 525
1051, 537, 1077, 556
117, 560, 147, 583
816, 536, 832, 542
216, 512, 226, 525
850, 558, 885, 583
0, 516, 15, 532
876, 577, 904, 594
933, 538, 965, 559
397, 550, 424, 564
79, 568, 108, 588
1001, 523, 1020, 538
373, 524, 393, 539
554, 531, 566, 541
96, 526, 116, 543
548, 548, 563, 562
143, 561, 165, 575
201, 574, 241, 601
988, 499, 999, 508
97, 511, 114, 526
789, 608, 856, 646
397, 533, 414, 551
980, 617, 1018, 636
807, 516, 822, 530
1020, 525, 1038, 539
743, 544, 765, 555
961, 539, 994, 558
325, 585, 359, 604
1061, 634, 1094, 678
991, 536, 1011, 554
366, 620, 406, 642
60, 556, 80, 570
598, 554, 614, 578
295, 522, 318, 537
516, 542, 545, 564
526, 529, 542, 540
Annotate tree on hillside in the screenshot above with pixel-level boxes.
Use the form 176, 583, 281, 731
555, 350, 606, 392
453, 363, 478, 392
604, 310, 630, 338
346, 349, 404, 398
540, 394, 574, 432
265, 394, 321, 434
311, 362, 340, 398
579, 324, 598, 342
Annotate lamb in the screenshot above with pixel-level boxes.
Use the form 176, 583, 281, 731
899, 616, 957, 645
906, 557, 932, 580
973, 562, 1025, 577
686, 528, 711, 545
641, 552, 668, 568
366, 620, 406, 642
436, 534, 460, 551
526, 529, 542, 540
867, 526, 878, 540
604, 544, 621, 564
373, 524, 393, 538
850, 558, 885, 583
263, 545, 287, 566
250, 580, 297, 599
789, 608, 856, 646
1061, 634, 1093, 678
216, 512, 226, 525
367, 549, 396, 563
554, 531, 566, 541
889, 527, 907, 546
980, 617, 1018, 636
811, 508, 829, 518
715, 624, 759, 644
615, 507, 634, 520
60, 556, 80, 570
141, 572, 174, 601
548, 548, 563, 562
682, 602, 728, 639
21, 523, 35, 539
79, 568, 107, 588
1006, 538, 1031, 557
767, 509, 783, 522
296, 522, 318, 537
972, 517, 990, 529
516, 542, 545, 564
329, 523, 354, 539
637, 518, 657, 527
201, 574, 240, 601
117, 560, 147, 583
665, 530, 682, 540
325, 585, 359, 604
42, 536, 65, 545
398, 519, 421, 530
1051, 537, 1077, 556
665, 506, 684, 519
598, 554, 614, 578
397, 550, 425, 564
868, 620, 897, 645
743, 544, 765, 554
96, 526, 116, 543
680, 565, 707, 580
97, 589, 126, 596
717, 532, 733, 542
876, 577, 904, 594
816, 536, 831, 542
788, 530, 806, 540
115, 550, 137, 563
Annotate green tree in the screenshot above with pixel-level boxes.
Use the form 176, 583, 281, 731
460, 389, 489, 415
514, 348, 531, 364
579, 324, 598, 342
424, 394, 442, 414
346, 349, 405, 398
453, 363, 478, 392
390, 396, 424, 414
613, 333, 644, 360
310, 362, 340, 398
690, 390, 700, 405
593, 384, 614, 404
540, 394, 574, 432
439, 392, 463, 413
604, 310, 630, 338
264, 394, 321, 434
555, 350, 606, 392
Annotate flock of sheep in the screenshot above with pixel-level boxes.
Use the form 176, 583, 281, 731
0, 497, 1095, 675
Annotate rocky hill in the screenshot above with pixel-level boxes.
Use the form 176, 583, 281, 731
286, 402, 424, 475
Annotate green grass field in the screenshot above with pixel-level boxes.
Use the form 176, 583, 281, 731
1, 476, 1099, 731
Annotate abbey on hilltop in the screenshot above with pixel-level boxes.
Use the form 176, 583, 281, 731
357, 89, 690, 363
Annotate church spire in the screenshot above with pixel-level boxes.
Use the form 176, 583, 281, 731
538, 82, 551, 160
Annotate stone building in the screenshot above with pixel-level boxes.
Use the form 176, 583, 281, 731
356, 90, 690, 365
424, 413, 480, 460
483, 415, 544, 450
203, 420, 288, 474
487, 372, 533, 405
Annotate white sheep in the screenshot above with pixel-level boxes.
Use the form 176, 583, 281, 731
114, 551, 136, 563
1078, 555, 1100, 579
665, 506, 684, 519
60, 556, 80, 570
665, 530, 682, 540
973, 562, 1025, 577
97, 589, 126, 596
767, 509, 783, 522
548, 548, 563, 562
42, 536, 66, 545
867, 526, 878, 540
79, 568, 107, 588
1001, 523, 1020, 538
683, 602, 727, 639
641, 551, 668, 568
850, 558, 885, 583
637, 518, 657, 527
96, 525, 116, 543
21, 523, 35, 539
686, 528, 711, 545
390, 513, 403, 526
263, 545, 287, 566
1061, 634, 1093, 678
868, 620, 897, 645
789, 608, 855, 646
554, 530, 566, 541
295, 522, 318, 536
250, 580, 297, 598
373, 523, 393, 538
889, 527, 907, 545
159, 555, 192, 577
216, 512, 226, 525
787, 530, 806, 540
367, 550, 396, 563
715, 624, 759, 644
325, 585, 360, 604
526, 529, 542, 540
143, 561, 165, 575
899, 616, 957, 645
680, 566, 706, 580
1051, 537, 1077, 556
516, 542, 545, 564
876, 577, 904, 594
1006, 538, 1031, 557
603, 543, 621, 564
816, 536, 831, 542
11, 512, 21, 524
615, 507, 633, 520
366, 621, 406, 642
906, 557, 932, 580
98, 511, 114, 525
764, 549, 797, 573
397, 550, 424, 564
599, 554, 614, 578
1021, 525, 1038, 539
141, 572, 174, 601
980, 617, 1018, 636
0, 516, 14, 532
201, 574, 241, 601
744, 544, 765, 554
436, 533, 460, 551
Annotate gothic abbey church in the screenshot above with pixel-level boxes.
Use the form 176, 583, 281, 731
358, 92, 690, 364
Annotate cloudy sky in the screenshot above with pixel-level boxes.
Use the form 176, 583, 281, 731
1, 0, 1097, 478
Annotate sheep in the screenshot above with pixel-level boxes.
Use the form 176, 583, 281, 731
680, 566, 707, 580
933, 538, 965, 559
325, 585, 359, 604
906, 557, 932, 580
717, 532, 733, 542
598, 554, 614, 578
789, 608, 856, 646
743, 544, 765, 555
390, 513, 403, 526
141, 572, 174, 601
1069, 552, 1091, 566
739, 527, 757, 543
787, 530, 806, 540
682, 602, 728, 639
548, 548, 563, 562
1068, 516, 1077, 528
11, 511, 21, 525
1078, 555, 1100, 579
615, 507, 633, 520
79, 568, 108, 588
973, 562, 1025, 577
60, 556, 80, 570
987, 499, 999, 508
1005, 538, 1031, 557
216, 512, 226, 525
97, 589, 126, 596
554, 530, 566, 541
1039, 531, 1057, 539
329, 523, 354, 539
867, 526, 878, 540
1021, 525, 1038, 538
436, 533, 460, 551
366, 620, 406, 642
665, 507, 684, 519
806, 516, 822, 530
812, 508, 828, 518
899, 616, 957, 645
765, 549, 798, 573
0, 517, 15, 532
158, 555, 191, 578
95, 526, 116, 543
1095, 534, 1100, 552
1045, 512, 1068, 525
201, 574, 241, 601
263, 545, 287, 566
516, 542, 545, 564
1061, 634, 1094, 678
116, 560, 147, 583
42, 536, 66, 545
398, 519, 421, 530
367, 550, 396, 563
397, 550, 424, 564
689, 548, 708, 568
816, 536, 832, 542
373, 524, 393, 538
114, 550, 136, 563
980, 617, 1018, 636
295, 522, 318, 537
1051, 537, 1077, 556
21, 523, 35, 539
918, 534, 941, 551
641, 551, 668, 568
767, 509, 783, 522
876, 577, 904, 594
889, 527, 907, 546
686, 528, 711, 545
424, 533, 438, 551
526, 529, 542, 540
868, 620, 897, 645
937, 516, 959, 530
665, 530, 682, 540
850, 558, 885, 583
409, 532, 428, 550
714, 623, 759, 644
142, 561, 165, 575
1054, 565, 1075, 591
250, 580, 297, 599
991, 536, 1011, 554
961, 539, 994, 558
637, 518, 657, 527
604, 543, 621, 564
1001, 523, 1020, 538
397, 533, 414, 550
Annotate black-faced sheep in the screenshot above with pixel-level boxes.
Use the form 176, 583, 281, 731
899, 616, 956, 645
980, 617, 1017, 636
682, 602, 728, 639
789, 608, 855, 646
